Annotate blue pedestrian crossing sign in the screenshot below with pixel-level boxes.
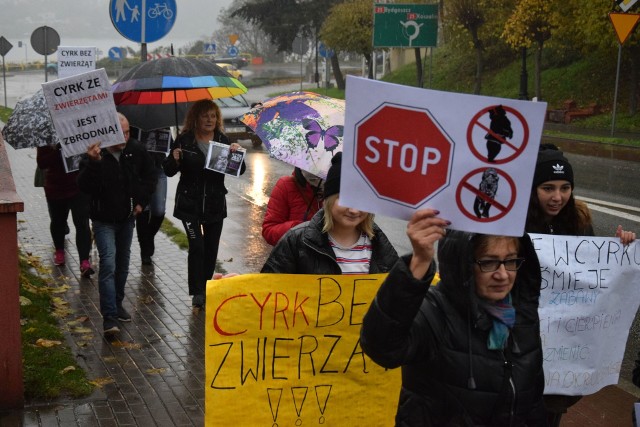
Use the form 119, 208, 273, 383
203, 43, 216, 55
109, 0, 177, 44
108, 46, 123, 61
227, 46, 239, 58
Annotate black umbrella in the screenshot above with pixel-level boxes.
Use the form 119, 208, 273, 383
111, 56, 247, 131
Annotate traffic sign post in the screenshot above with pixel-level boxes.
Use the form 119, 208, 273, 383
108, 46, 123, 61
31, 26, 60, 82
373, 3, 438, 48
110, 0, 177, 61
0, 36, 12, 107
227, 46, 239, 58
354, 103, 454, 207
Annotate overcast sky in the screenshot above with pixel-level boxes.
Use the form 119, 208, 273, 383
1, 0, 233, 61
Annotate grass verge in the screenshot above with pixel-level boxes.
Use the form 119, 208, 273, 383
19, 252, 94, 400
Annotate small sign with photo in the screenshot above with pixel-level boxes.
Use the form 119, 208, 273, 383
138, 128, 172, 154
205, 141, 246, 177
62, 152, 84, 173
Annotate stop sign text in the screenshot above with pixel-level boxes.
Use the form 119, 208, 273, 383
354, 104, 454, 207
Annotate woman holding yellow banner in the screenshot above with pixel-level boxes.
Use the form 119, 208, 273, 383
261, 152, 398, 274
361, 212, 548, 427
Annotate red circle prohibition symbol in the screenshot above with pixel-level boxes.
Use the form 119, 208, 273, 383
456, 167, 517, 222
466, 105, 529, 165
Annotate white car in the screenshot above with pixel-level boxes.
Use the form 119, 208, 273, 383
216, 95, 261, 146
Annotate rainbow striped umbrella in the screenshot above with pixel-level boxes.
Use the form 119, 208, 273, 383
112, 56, 247, 130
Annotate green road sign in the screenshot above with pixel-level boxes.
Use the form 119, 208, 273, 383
373, 3, 438, 48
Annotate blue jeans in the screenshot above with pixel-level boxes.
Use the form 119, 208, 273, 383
93, 218, 135, 318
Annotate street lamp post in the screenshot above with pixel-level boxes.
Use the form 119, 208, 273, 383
518, 47, 529, 100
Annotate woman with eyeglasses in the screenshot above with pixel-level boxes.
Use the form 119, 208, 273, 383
360, 209, 548, 426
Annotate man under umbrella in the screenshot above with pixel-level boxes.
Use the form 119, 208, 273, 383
78, 113, 156, 335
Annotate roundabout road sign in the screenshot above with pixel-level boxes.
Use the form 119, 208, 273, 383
227, 46, 239, 58
110, 0, 176, 43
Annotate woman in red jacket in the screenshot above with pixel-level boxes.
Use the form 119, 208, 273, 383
261, 167, 323, 246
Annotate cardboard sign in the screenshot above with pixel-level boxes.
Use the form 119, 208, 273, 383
533, 234, 640, 395
204, 274, 400, 426
42, 68, 123, 158
341, 76, 547, 237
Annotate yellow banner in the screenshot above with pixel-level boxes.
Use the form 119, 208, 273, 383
204, 273, 400, 426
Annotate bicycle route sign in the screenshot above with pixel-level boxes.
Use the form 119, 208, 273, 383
109, 0, 177, 44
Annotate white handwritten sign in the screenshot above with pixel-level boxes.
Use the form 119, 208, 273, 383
532, 233, 640, 395
42, 68, 123, 158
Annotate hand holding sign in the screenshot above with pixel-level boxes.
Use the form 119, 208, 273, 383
42, 68, 123, 158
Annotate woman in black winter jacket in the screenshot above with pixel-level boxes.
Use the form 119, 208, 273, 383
361, 209, 548, 427
261, 152, 398, 275
163, 99, 246, 310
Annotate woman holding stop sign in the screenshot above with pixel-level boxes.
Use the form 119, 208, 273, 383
360, 210, 549, 426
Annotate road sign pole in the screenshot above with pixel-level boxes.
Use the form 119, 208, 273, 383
611, 43, 622, 137
44, 27, 48, 82
2, 55, 6, 107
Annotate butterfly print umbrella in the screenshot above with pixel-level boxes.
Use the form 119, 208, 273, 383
240, 91, 345, 179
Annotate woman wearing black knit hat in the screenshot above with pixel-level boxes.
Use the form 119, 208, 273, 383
525, 143, 635, 427
261, 152, 399, 274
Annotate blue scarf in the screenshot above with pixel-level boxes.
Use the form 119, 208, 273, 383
480, 294, 516, 350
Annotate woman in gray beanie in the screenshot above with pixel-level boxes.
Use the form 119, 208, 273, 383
261, 152, 399, 274
525, 143, 635, 426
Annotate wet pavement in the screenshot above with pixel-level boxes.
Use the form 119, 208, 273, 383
1, 78, 640, 425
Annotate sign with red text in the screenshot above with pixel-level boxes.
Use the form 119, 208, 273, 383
42, 68, 124, 157
533, 234, 640, 396
204, 274, 400, 426
341, 76, 547, 236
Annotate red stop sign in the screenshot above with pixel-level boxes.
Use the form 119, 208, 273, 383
354, 104, 454, 207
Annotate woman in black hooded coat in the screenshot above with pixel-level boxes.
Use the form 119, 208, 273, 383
360, 209, 548, 427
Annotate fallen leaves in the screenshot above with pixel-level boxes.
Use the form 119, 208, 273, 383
111, 341, 142, 350
60, 366, 76, 374
89, 377, 114, 388
35, 338, 62, 348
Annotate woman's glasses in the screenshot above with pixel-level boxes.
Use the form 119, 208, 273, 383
474, 258, 525, 272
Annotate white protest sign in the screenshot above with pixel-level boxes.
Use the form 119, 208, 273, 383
532, 233, 640, 395
42, 68, 123, 158
57, 46, 96, 79
341, 76, 547, 236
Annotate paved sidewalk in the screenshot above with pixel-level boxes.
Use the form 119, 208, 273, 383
1, 143, 640, 426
